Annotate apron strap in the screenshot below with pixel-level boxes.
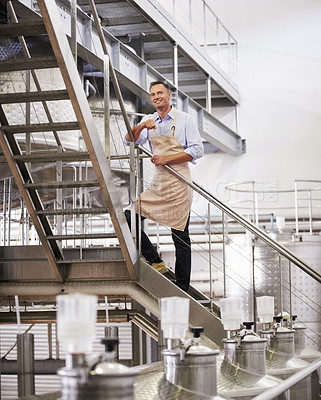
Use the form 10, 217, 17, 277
171, 108, 177, 138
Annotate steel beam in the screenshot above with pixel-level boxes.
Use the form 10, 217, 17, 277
0, 280, 159, 317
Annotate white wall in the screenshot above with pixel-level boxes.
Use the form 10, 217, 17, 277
192, 0, 321, 217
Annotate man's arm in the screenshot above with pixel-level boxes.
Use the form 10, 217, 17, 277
125, 119, 156, 142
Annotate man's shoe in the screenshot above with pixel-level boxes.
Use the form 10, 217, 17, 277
151, 261, 168, 274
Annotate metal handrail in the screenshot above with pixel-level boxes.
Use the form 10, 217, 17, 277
138, 146, 321, 284
226, 180, 321, 193
87, 0, 321, 285
251, 359, 321, 400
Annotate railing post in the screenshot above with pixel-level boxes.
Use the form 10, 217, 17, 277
56, 146, 63, 248
189, 0, 192, 37
289, 261, 292, 318
206, 76, 212, 113
70, 0, 77, 62
279, 255, 283, 316
104, 54, 110, 164
3, 179, 7, 245
136, 147, 142, 254
251, 181, 256, 224
252, 238, 256, 330
203, 1, 207, 50
130, 142, 137, 246
208, 203, 213, 311
308, 190, 313, 235
216, 19, 221, 68
294, 181, 299, 235
8, 178, 12, 245
173, 43, 178, 89
21, 199, 25, 245
222, 211, 226, 298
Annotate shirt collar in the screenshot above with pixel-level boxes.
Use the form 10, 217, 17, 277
155, 106, 175, 122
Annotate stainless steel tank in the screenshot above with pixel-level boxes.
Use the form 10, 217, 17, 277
58, 339, 137, 400
162, 344, 220, 397
134, 362, 228, 400
285, 316, 321, 363
217, 325, 288, 400
134, 326, 229, 399
260, 326, 315, 400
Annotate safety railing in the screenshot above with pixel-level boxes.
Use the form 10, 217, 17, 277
84, 0, 320, 351
252, 359, 321, 400
225, 180, 321, 236
151, 0, 238, 85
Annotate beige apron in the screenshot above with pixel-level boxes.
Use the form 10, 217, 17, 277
136, 111, 192, 231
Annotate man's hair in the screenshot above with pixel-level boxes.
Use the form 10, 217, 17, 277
149, 81, 170, 92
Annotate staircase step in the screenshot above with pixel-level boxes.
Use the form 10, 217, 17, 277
0, 57, 58, 73
36, 207, 108, 216
46, 233, 117, 240
14, 151, 90, 163
0, 90, 70, 104
55, 258, 124, 264
0, 22, 47, 39
3, 121, 80, 134
24, 180, 100, 190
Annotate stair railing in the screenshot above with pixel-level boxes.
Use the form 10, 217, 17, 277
84, 0, 321, 286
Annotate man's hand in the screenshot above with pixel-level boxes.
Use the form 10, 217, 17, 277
151, 155, 167, 166
125, 119, 156, 142
151, 152, 193, 166
143, 119, 157, 130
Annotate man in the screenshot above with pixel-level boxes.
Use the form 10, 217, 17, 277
124, 81, 203, 292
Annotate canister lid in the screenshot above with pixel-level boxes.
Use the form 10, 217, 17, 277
242, 334, 267, 343
91, 361, 136, 377
187, 344, 220, 356
276, 326, 295, 334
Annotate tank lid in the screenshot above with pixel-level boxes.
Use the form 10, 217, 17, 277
276, 326, 295, 333
187, 344, 220, 356
91, 361, 136, 377
242, 334, 267, 343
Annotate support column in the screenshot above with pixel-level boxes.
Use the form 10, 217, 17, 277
17, 333, 35, 397
104, 54, 110, 164
104, 325, 119, 362
206, 76, 212, 113
131, 300, 147, 366
172, 43, 179, 108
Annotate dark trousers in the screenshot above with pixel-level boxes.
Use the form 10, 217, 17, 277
124, 210, 191, 292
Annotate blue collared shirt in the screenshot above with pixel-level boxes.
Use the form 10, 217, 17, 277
124, 108, 204, 162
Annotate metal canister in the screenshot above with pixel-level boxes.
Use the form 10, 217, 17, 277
58, 339, 137, 400
162, 344, 220, 397
218, 334, 288, 400
260, 327, 315, 400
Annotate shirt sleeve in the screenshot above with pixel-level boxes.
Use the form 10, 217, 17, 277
123, 115, 150, 146
183, 114, 204, 162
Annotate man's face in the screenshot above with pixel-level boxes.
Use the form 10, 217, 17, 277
150, 84, 172, 109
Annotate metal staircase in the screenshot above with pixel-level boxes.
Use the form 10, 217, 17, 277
0, 0, 226, 348
0, 0, 138, 282
0, 0, 320, 353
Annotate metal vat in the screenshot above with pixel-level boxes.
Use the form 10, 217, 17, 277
217, 332, 288, 400
260, 326, 315, 400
